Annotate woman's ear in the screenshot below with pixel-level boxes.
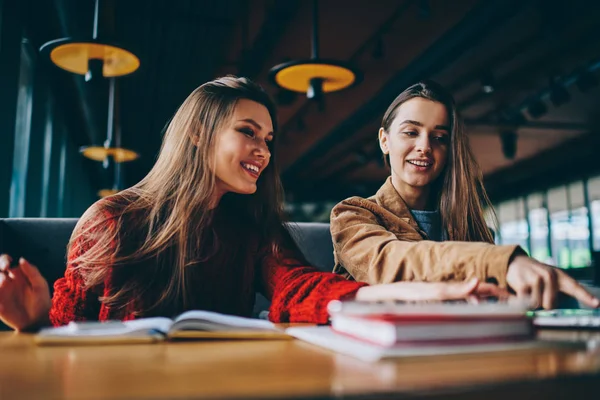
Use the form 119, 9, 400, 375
190, 134, 200, 147
378, 127, 389, 155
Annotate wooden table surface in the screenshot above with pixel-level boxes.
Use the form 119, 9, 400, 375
1, 329, 600, 400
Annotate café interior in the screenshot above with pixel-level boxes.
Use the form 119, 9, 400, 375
2, 0, 600, 399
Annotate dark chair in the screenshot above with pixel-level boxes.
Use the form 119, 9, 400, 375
0, 218, 335, 329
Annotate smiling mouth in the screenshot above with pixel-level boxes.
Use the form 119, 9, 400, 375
241, 162, 260, 178
407, 160, 433, 167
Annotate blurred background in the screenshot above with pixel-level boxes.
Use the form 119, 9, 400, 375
1, 0, 600, 276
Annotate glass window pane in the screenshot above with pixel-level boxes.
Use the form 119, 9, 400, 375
569, 206, 591, 268
588, 176, 600, 251
548, 186, 568, 268
527, 193, 551, 264
498, 199, 529, 253
567, 182, 591, 268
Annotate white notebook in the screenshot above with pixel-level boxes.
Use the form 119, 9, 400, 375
286, 326, 579, 362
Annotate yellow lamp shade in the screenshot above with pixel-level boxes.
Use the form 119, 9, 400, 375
269, 60, 361, 94
80, 146, 140, 163
97, 188, 120, 198
41, 38, 140, 77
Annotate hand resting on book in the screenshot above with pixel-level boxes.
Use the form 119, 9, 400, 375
355, 278, 509, 303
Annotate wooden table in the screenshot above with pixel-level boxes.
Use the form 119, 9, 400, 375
1, 329, 600, 399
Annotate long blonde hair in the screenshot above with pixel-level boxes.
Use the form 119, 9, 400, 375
381, 80, 496, 243
69, 76, 286, 315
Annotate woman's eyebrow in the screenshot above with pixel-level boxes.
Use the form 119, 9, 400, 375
237, 118, 274, 135
399, 119, 449, 131
399, 119, 423, 127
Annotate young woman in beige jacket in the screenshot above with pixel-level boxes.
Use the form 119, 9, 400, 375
331, 81, 599, 310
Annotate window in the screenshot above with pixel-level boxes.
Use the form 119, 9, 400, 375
527, 193, 551, 264
9, 40, 34, 217
567, 182, 591, 268
497, 199, 529, 253
588, 175, 600, 251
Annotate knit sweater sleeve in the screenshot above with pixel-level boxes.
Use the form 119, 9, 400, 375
48, 207, 116, 327
257, 245, 368, 324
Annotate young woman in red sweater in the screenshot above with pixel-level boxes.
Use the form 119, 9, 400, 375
0, 76, 506, 331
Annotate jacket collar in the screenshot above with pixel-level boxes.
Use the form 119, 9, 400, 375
374, 177, 417, 226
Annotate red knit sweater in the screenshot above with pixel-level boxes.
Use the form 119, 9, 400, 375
49, 201, 366, 326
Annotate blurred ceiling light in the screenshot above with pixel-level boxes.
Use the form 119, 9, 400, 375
481, 72, 495, 94
40, 0, 139, 79
269, 0, 362, 104
97, 188, 119, 198
80, 78, 140, 164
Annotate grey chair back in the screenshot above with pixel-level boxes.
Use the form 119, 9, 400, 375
0, 218, 335, 328
0, 219, 78, 294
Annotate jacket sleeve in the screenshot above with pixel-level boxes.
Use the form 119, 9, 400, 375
330, 200, 521, 287
257, 246, 368, 324
49, 208, 114, 326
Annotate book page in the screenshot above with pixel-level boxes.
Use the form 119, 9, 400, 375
171, 310, 277, 332
38, 317, 173, 338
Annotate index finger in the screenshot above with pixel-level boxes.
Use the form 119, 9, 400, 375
558, 273, 600, 308
17, 258, 47, 290
0, 254, 13, 272
475, 282, 511, 299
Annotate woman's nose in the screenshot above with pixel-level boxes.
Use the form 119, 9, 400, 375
254, 140, 271, 159
415, 134, 432, 153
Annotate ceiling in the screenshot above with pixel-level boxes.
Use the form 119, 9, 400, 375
26, 0, 600, 204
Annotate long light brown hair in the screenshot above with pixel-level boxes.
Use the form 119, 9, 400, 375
69, 76, 287, 315
380, 80, 496, 243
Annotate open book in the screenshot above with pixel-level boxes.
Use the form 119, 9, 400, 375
36, 310, 291, 345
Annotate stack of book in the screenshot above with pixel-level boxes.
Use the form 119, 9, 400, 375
287, 300, 549, 362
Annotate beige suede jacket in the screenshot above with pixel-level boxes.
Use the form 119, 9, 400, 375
330, 177, 521, 288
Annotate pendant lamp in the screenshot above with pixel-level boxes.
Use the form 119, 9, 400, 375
95, 79, 132, 197
40, 0, 139, 79
80, 77, 140, 164
97, 156, 123, 197
40, 0, 140, 163
269, 0, 362, 102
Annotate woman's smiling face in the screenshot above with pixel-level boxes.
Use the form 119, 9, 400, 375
212, 99, 274, 198
379, 97, 450, 193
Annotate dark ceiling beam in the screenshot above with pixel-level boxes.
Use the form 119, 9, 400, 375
236, 0, 300, 79
464, 119, 589, 132
283, 0, 526, 189
457, 26, 598, 114
446, 31, 542, 94
485, 130, 600, 203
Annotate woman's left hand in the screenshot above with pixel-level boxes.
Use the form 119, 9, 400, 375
507, 255, 600, 310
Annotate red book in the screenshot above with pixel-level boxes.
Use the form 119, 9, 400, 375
327, 300, 533, 347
